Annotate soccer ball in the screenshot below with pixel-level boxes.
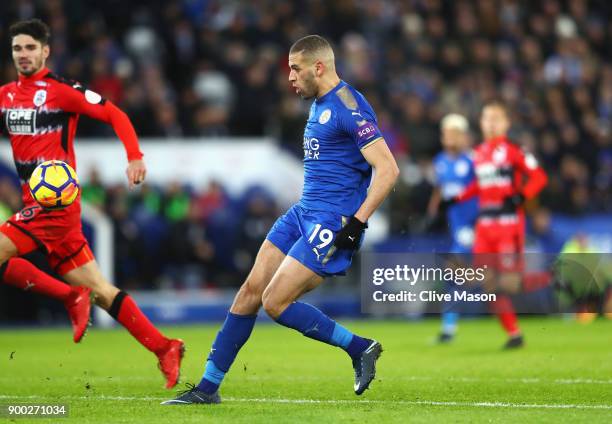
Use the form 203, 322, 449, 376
29, 160, 80, 209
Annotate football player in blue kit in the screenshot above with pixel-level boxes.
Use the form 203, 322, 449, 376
163, 35, 399, 404
426, 114, 478, 343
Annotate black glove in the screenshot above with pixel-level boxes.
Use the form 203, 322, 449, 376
503, 193, 525, 212
334, 216, 368, 250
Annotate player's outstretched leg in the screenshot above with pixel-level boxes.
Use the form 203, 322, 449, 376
105, 291, 185, 388
63, 261, 184, 388
263, 257, 382, 395
162, 240, 285, 405
0, 257, 92, 342
161, 312, 256, 405
274, 300, 382, 395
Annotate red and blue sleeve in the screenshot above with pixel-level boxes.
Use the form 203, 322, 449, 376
456, 180, 479, 202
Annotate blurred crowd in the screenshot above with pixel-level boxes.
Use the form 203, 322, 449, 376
90, 176, 280, 290
1, 0, 611, 288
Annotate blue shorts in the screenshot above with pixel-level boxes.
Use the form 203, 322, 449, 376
266, 204, 358, 277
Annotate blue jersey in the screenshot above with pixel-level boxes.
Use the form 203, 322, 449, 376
299, 81, 383, 216
433, 151, 478, 251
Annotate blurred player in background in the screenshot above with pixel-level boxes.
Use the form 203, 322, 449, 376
164, 35, 399, 405
426, 113, 478, 343
0, 19, 183, 388
454, 100, 548, 349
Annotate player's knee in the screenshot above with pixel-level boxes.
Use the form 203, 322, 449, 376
261, 289, 287, 320
261, 296, 281, 320
0, 237, 18, 266
0, 248, 11, 265
231, 280, 263, 314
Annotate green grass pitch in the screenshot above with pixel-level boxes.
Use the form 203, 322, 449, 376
1, 317, 610, 423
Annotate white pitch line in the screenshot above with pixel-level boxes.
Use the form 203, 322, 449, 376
554, 378, 612, 385
222, 398, 612, 410
0, 395, 610, 410
384, 376, 612, 385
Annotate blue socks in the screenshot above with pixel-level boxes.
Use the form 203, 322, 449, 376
441, 312, 459, 335
198, 303, 370, 395
276, 301, 370, 359
197, 360, 225, 394
197, 312, 257, 394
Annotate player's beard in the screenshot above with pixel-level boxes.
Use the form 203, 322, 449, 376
298, 72, 317, 100
15, 54, 44, 77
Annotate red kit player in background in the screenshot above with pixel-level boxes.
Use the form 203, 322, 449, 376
456, 100, 547, 348
0, 19, 183, 387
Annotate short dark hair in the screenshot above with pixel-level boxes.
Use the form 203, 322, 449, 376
9, 19, 51, 45
289, 35, 332, 57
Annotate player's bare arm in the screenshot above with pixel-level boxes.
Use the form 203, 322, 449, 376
353, 139, 400, 223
